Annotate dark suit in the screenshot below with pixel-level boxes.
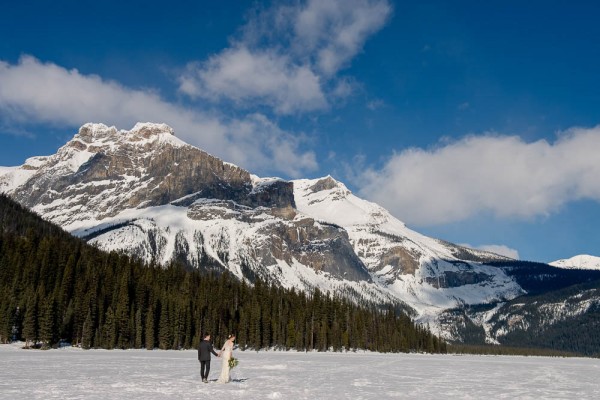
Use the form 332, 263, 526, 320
198, 339, 219, 380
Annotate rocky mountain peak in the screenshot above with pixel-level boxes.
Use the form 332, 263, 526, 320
76, 123, 118, 143
308, 175, 339, 192
130, 122, 175, 137
300, 176, 351, 203
4, 122, 300, 226
74, 122, 179, 149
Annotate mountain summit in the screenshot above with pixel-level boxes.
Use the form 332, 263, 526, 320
550, 255, 600, 271
1, 122, 275, 226
3, 123, 600, 347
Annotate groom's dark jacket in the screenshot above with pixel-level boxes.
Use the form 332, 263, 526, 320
198, 340, 219, 361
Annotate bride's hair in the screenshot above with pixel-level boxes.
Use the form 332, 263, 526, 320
228, 334, 235, 339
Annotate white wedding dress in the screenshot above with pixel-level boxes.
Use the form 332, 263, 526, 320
217, 340, 233, 383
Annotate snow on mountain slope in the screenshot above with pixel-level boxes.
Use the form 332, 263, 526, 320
69, 200, 395, 307
293, 176, 523, 321
0, 156, 49, 193
550, 255, 600, 270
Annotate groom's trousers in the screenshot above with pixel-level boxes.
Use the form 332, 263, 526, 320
200, 360, 211, 379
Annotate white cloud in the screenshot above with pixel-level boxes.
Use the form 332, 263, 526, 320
358, 127, 600, 225
178, 0, 392, 114
225, 113, 318, 178
463, 244, 520, 260
179, 47, 327, 114
294, 0, 392, 76
0, 56, 317, 176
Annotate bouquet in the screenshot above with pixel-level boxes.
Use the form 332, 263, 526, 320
228, 357, 239, 369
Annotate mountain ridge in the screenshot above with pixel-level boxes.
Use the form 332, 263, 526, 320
2, 122, 599, 346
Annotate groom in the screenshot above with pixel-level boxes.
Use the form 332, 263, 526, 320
198, 333, 220, 383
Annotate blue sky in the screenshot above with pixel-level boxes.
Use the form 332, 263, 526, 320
1, 0, 600, 262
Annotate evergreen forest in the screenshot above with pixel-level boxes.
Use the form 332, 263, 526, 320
0, 194, 445, 353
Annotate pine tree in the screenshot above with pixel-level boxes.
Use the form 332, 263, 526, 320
250, 296, 261, 349
0, 303, 9, 344
145, 304, 155, 350
22, 296, 38, 347
39, 297, 59, 348
158, 303, 172, 350
286, 319, 295, 349
134, 308, 143, 349
81, 309, 93, 349
115, 273, 131, 349
59, 254, 76, 310
102, 307, 116, 349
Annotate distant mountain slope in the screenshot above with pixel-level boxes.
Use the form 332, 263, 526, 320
491, 279, 600, 356
447, 278, 600, 356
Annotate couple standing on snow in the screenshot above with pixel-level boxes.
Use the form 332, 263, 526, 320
198, 333, 236, 384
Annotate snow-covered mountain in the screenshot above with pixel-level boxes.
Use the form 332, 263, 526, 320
3, 122, 597, 343
292, 177, 522, 321
550, 255, 600, 271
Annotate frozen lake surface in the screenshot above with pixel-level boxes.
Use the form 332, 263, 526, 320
1, 344, 599, 399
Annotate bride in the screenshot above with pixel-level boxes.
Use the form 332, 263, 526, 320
217, 334, 236, 383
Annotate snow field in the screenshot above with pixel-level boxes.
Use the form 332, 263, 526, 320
1, 345, 599, 399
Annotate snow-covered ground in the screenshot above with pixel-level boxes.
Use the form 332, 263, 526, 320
1, 345, 599, 399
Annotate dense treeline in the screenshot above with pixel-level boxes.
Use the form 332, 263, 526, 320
448, 344, 582, 358
0, 194, 445, 353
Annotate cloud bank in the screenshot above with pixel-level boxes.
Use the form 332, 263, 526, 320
178, 0, 392, 114
466, 244, 520, 260
0, 56, 316, 177
358, 128, 600, 225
